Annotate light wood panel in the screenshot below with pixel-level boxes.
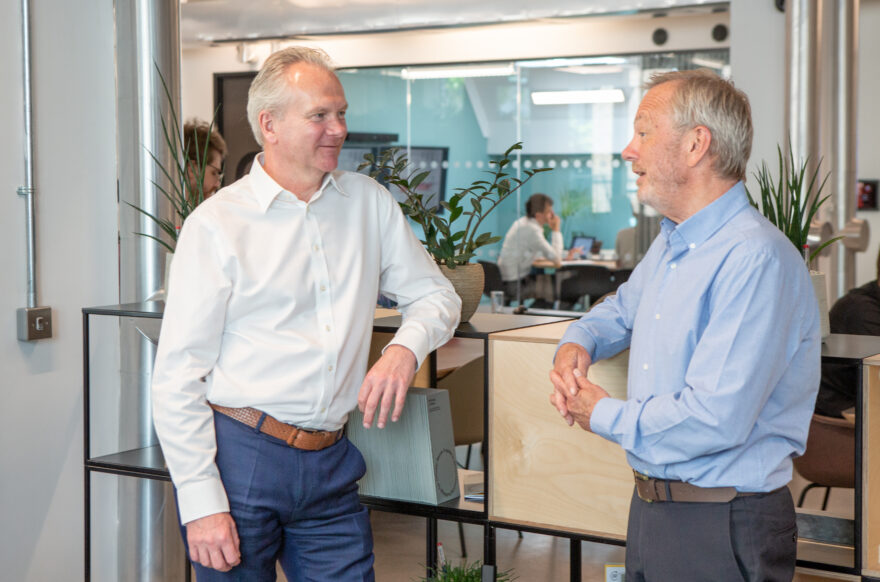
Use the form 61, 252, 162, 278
862, 359, 880, 577
489, 335, 632, 539
490, 320, 574, 344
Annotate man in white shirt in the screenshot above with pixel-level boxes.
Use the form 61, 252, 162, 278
497, 193, 578, 303
151, 47, 461, 581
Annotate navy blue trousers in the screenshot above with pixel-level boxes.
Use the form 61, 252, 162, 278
179, 412, 375, 582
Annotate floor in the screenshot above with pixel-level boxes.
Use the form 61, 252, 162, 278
362, 453, 858, 582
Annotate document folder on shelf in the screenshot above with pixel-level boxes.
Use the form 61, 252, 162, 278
347, 387, 460, 505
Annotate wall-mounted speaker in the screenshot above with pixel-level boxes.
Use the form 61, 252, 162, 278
652, 28, 668, 46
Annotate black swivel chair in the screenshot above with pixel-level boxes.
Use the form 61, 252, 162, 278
478, 260, 506, 302
558, 265, 623, 310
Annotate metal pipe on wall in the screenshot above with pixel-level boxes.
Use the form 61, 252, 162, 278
19, 0, 36, 309
15, 0, 53, 342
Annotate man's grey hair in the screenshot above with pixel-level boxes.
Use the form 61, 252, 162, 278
247, 46, 336, 146
646, 69, 753, 182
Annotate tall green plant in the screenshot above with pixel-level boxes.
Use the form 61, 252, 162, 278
127, 66, 219, 253
745, 145, 842, 264
558, 187, 590, 220
360, 142, 552, 268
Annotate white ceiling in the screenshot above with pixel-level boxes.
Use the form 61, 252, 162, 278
180, 0, 727, 44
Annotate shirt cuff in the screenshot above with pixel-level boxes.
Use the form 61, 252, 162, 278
558, 325, 598, 361
590, 396, 624, 443
175, 477, 230, 525
384, 327, 429, 369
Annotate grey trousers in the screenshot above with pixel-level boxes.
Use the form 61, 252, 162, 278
625, 486, 797, 582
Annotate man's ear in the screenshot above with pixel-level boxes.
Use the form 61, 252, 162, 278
685, 125, 712, 168
258, 110, 275, 145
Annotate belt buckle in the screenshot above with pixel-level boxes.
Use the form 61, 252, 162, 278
634, 471, 654, 503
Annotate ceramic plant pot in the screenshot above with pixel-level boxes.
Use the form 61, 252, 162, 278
440, 263, 485, 323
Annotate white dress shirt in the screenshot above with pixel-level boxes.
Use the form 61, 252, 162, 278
497, 216, 563, 281
151, 156, 461, 524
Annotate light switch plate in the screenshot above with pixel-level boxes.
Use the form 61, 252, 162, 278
17, 306, 53, 341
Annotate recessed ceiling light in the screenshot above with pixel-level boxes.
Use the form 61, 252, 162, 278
531, 89, 625, 105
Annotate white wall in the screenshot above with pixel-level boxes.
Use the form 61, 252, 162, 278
0, 1, 118, 580
855, 0, 880, 285
729, 0, 786, 201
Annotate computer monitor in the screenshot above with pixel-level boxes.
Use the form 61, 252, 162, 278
570, 235, 595, 258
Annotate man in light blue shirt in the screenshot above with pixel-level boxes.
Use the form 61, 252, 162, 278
550, 70, 820, 581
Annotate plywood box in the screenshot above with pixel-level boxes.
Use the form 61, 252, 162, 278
489, 320, 633, 539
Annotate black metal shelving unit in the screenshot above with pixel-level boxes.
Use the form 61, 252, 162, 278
82, 301, 570, 580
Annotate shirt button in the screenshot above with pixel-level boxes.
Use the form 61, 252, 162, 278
655, 313, 661, 319
313, 244, 320, 251
689, 243, 696, 249
670, 263, 677, 270
327, 365, 333, 372
320, 285, 326, 291
325, 325, 331, 332
321, 407, 327, 413
643, 363, 649, 370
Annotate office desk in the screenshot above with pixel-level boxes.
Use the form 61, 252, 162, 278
533, 257, 618, 270
532, 258, 621, 308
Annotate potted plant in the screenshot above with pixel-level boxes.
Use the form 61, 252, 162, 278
128, 67, 221, 298
129, 69, 219, 253
745, 145, 843, 337
360, 142, 551, 321
418, 560, 517, 582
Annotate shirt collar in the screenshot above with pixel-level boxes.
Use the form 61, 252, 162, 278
249, 154, 349, 213
661, 181, 750, 254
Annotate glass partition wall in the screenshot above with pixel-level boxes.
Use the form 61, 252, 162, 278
336, 50, 729, 310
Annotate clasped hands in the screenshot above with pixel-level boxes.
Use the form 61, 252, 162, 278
549, 342, 610, 432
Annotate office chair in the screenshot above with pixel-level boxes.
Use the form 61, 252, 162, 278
437, 356, 524, 556
558, 265, 621, 310
793, 413, 855, 510
437, 356, 484, 557
478, 260, 505, 300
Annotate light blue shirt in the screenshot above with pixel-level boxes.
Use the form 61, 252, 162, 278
559, 182, 820, 492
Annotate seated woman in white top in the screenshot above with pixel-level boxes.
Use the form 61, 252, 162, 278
497, 193, 578, 303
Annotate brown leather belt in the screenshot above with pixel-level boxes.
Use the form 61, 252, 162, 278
634, 471, 758, 503
210, 403, 342, 451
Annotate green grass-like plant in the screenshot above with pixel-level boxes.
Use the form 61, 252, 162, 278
745, 145, 842, 265
360, 142, 552, 268
127, 65, 219, 253
417, 560, 517, 582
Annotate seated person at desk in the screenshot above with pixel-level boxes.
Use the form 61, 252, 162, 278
497, 193, 579, 301
817, 249, 880, 417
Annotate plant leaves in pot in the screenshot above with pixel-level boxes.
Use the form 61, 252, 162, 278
127, 65, 222, 300
745, 144, 843, 339
360, 142, 552, 322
